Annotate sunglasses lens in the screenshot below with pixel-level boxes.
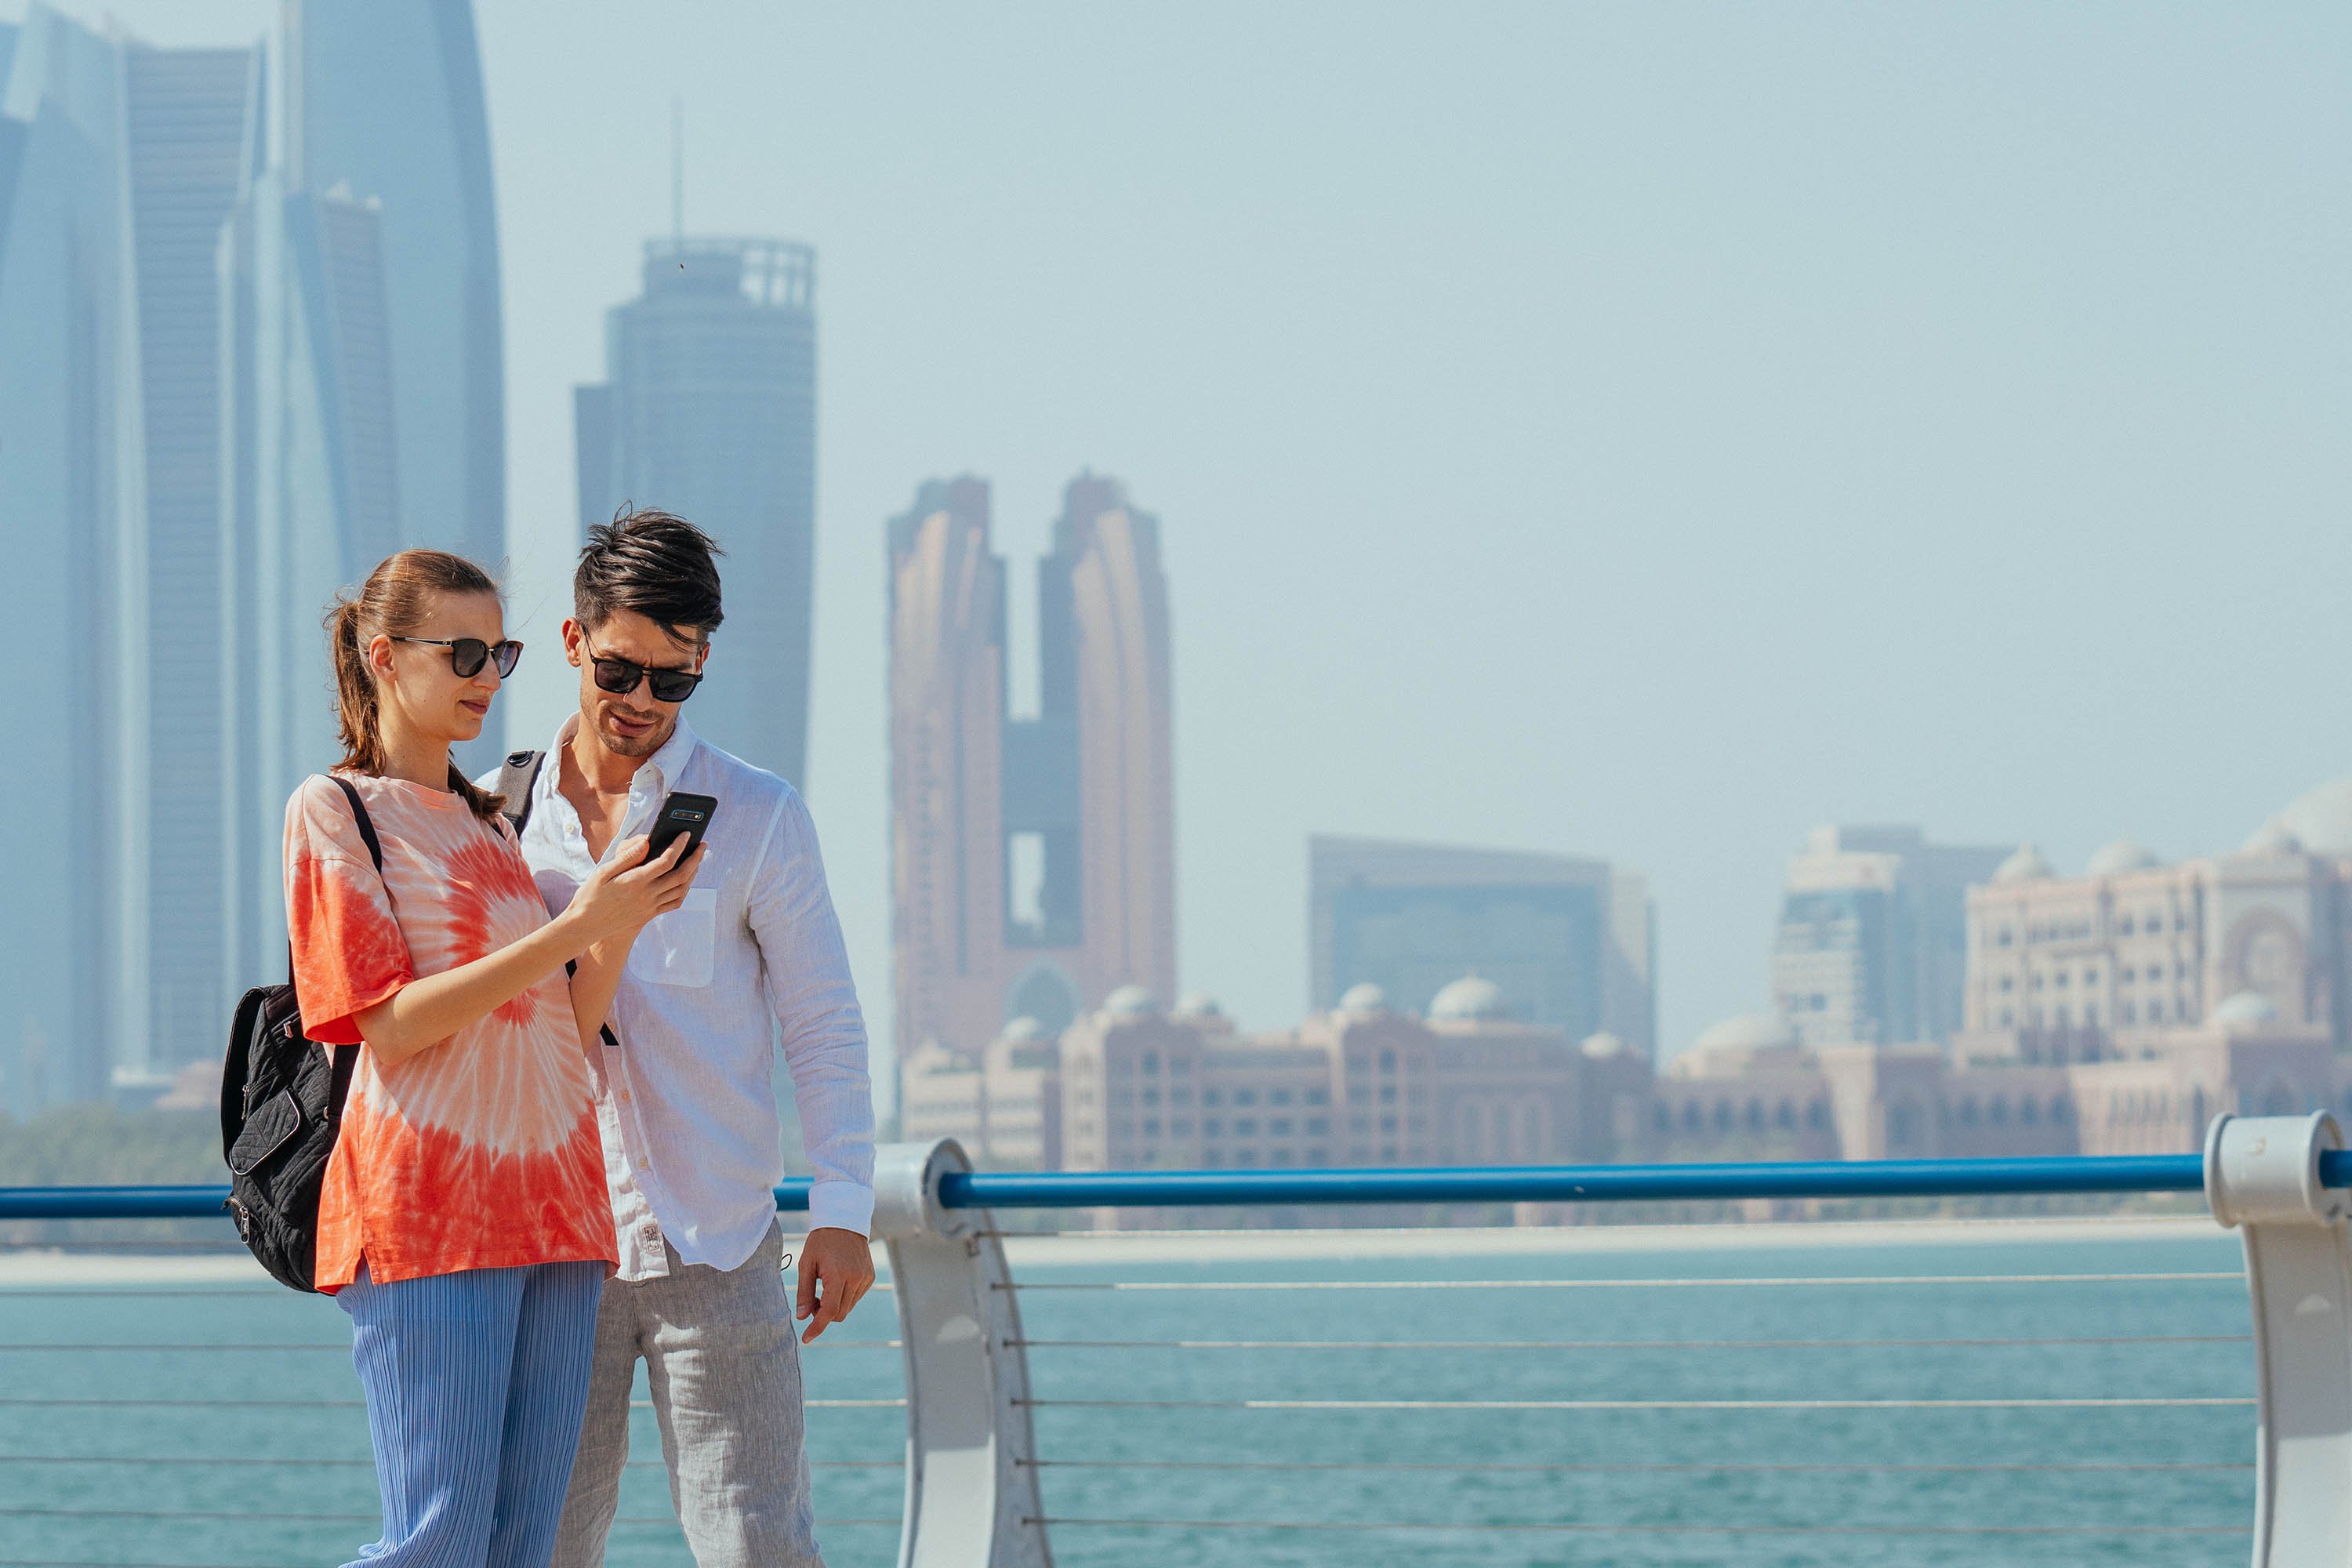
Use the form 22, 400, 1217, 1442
448, 638, 489, 677
588, 652, 696, 702
492, 641, 523, 677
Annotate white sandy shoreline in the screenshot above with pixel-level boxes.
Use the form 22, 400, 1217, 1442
0, 1212, 2229, 1284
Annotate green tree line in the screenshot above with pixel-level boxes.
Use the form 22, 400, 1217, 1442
0, 1104, 223, 1186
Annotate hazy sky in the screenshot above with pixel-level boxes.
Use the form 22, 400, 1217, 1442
20, 2, 2352, 1104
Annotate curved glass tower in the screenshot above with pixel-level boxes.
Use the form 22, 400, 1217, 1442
286, 0, 505, 579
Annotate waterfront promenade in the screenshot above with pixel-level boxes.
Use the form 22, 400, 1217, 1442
2, 1116, 2345, 1566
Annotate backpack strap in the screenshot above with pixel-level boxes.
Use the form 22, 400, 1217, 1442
318, 774, 382, 1104
285, 776, 386, 982
327, 775, 383, 871
496, 750, 546, 837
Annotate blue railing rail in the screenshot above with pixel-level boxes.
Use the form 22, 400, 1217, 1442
5, 1149, 2350, 1220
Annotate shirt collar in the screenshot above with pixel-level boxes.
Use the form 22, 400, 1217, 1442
545, 712, 701, 796
646, 714, 699, 789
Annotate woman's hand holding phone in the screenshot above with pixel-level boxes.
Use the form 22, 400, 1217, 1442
567, 833, 706, 948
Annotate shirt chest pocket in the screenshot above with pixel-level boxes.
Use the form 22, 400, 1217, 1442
627, 886, 718, 988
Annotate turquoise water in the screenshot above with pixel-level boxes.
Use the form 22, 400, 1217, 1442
0, 1226, 2252, 1566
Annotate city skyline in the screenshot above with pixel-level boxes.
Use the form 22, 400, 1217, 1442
4, 1, 2347, 1114
0, 0, 509, 1107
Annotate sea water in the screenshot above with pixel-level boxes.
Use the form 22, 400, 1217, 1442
0, 1222, 2251, 1567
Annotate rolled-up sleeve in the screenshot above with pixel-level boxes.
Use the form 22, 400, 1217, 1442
748, 790, 877, 1237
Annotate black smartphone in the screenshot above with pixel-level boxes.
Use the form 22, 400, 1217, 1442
644, 791, 717, 865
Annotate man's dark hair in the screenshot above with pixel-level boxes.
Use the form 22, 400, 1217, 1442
576, 506, 725, 642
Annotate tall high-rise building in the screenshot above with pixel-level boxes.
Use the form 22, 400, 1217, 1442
285, 0, 504, 579
1772, 825, 2009, 1048
0, 5, 136, 1109
576, 239, 818, 786
216, 0, 506, 1033
218, 165, 405, 1015
1308, 836, 1655, 1052
889, 474, 1177, 1073
0, 8, 261, 1102
125, 39, 267, 1090
0, 1, 506, 1106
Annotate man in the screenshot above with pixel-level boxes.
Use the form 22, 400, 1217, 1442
490, 509, 875, 1568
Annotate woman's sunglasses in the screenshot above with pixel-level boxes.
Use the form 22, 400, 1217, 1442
586, 645, 704, 704
392, 637, 524, 679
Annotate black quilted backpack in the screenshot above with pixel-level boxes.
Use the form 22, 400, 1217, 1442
219, 775, 379, 1292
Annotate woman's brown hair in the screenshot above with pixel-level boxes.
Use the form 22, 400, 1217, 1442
326, 550, 508, 822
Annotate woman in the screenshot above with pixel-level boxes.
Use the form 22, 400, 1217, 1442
284, 549, 702, 1568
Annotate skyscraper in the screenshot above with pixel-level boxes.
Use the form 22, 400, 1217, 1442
216, 0, 506, 1033
0, 9, 262, 1102
218, 167, 405, 1013
576, 238, 818, 786
0, 5, 136, 1109
125, 39, 267, 1090
1309, 836, 1655, 1052
1773, 825, 2009, 1048
889, 474, 1177, 1073
285, 0, 504, 578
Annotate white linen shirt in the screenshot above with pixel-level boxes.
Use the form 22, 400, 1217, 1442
491, 715, 875, 1279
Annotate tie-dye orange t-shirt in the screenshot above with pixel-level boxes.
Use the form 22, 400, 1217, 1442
283, 772, 617, 1289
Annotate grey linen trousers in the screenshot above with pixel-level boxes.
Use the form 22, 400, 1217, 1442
551, 1221, 825, 1568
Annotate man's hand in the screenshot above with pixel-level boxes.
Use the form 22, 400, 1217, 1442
795, 1226, 876, 1343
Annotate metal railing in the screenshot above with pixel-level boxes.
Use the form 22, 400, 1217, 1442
1, 1111, 2344, 1567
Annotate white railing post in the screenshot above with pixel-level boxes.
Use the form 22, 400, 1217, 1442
869, 1138, 1053, 1568
2205, 1112, 2352, 1566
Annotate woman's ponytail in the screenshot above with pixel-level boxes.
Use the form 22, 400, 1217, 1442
327, 596, 387, 779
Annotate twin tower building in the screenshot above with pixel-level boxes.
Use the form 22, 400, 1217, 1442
887, 475, 1178, 1067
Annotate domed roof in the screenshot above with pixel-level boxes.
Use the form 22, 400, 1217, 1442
2271, 777, 2352, 856
2085, 838, 2160, 878
999, 1015, 1046, 1044
1580, 1031, 1628, 1059
1691, 1012, 1799, 1054
2240, 818, 2307, 858
1429, 975, 1508, 1022
1174, 990, 1224, 1018
1338, 982, 1388, 1014
1992, 844, 2054, 884
1101, 985, 1160, 1018
2212, 991, 2282, 1027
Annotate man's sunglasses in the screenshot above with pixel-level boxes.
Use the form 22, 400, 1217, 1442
586, 646, 704, 704
392, 637, 524, 678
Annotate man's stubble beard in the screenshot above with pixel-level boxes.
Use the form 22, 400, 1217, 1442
590, 703, 673, 760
